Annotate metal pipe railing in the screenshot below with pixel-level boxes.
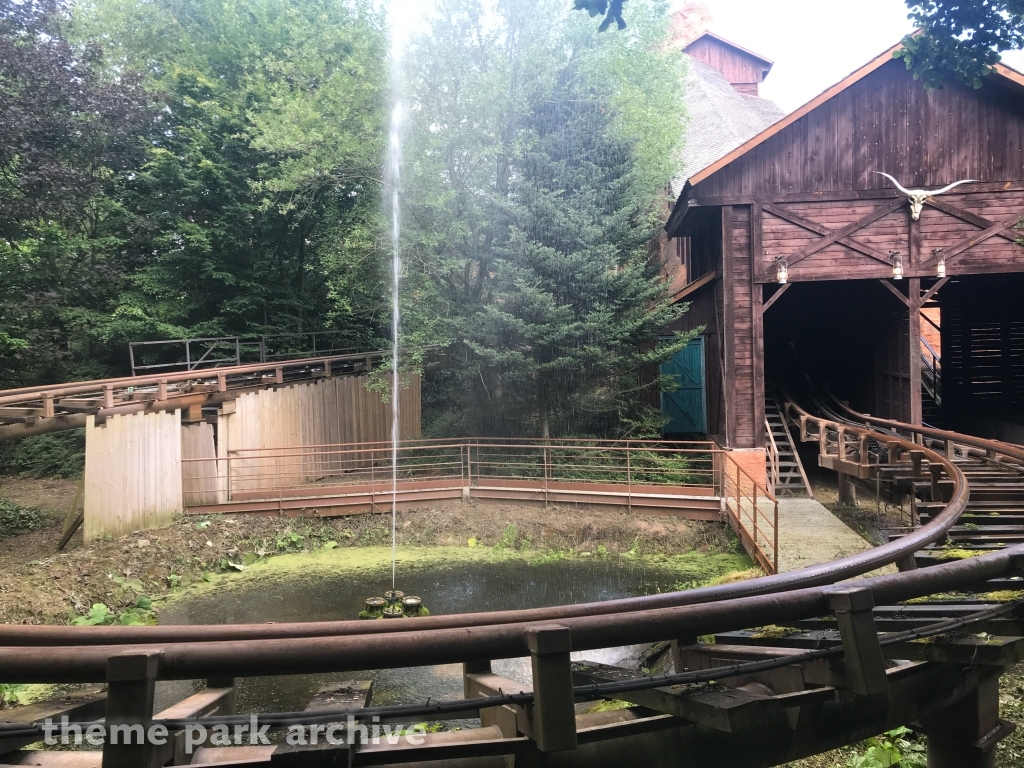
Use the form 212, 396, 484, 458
0, 541, 1018, 683
0, 404, 974, 651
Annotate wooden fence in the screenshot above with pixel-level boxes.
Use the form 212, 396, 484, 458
83, 411, 182, 543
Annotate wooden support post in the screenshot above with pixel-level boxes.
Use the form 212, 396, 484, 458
323, 360, 332, 378
670, 635, 699, 674
896, 554, 918, 572
102, 652, 160, 768
910, 450, 925, 479
526, 626, 577, 753
888, 442, 900, 465
463, 659, 492, 699
274, 367, 284, 385
920, 672, 1011, 768
206, 676, 236, 715
828, 588, 888, 697
43, 394, 54, 419
157, 379, 168, 402
930, 464, 943, 499
103, 385, 115, 409
909, 277, 923, 426
217, 373, 227, 393
837, 472, 856, 506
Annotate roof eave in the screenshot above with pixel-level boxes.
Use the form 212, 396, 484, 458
665, 180, 694, 238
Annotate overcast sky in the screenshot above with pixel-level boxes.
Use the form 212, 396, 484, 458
683, 0, 1024, 112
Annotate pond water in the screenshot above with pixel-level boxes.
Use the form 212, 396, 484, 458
154, 555, 707, 718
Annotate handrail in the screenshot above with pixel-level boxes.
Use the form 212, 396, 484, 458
765, 417, 781, 490
829, 398, 1024, 465
721, 449, 779, 573
0, 399, 973, 650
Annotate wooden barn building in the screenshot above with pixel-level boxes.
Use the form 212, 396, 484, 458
660, 39, 1024, 483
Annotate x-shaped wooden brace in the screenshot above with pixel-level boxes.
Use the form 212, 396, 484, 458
758, 197, 907, 280
916, 197, 1024, 268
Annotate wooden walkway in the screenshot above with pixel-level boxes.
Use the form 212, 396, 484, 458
776, 498, 893, 575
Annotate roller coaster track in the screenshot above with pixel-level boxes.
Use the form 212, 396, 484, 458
2, 398, 1024, 767
0, 350, 393, 441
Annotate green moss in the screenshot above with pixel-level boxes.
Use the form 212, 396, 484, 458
935, 548, 983, 560
156, 545, 755, 609
750, 625, 799, 639
584, 699, 634, 713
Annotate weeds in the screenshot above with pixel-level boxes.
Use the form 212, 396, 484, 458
0, 498, 52, 536
70, 597, 157, 626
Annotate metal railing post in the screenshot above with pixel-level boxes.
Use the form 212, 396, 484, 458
773, 500, 779, 574
627, 448, 632, 514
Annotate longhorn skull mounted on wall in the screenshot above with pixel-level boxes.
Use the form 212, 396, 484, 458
875, 172, 976, 221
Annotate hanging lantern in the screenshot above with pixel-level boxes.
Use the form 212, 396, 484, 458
934, 248, 946, 278
775, 257, 788, 284
889, 250, 903, 280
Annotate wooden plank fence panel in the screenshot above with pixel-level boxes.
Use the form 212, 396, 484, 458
182, 423, 218, 506
84, 411, 182, 542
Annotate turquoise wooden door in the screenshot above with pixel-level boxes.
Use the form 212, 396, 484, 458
661, 337, 707, 434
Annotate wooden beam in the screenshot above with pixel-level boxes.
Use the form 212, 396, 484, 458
923, 197, 1022, 245
669, 270, 716, 304
942, 214, 1024, 259
690, 181, 1024, 208
909, 277, 923, 427
759, 198, 905, 278
878, 280, 910, 307
761, 283, 792, 313
761, 202, 894, 266
920, 277, 950, 305
722, 206, 736, 448
752, 204, 766, 451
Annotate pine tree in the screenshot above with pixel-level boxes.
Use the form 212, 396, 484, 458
458, 64, 690, 438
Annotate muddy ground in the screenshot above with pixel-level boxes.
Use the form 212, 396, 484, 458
0, 477, 736, 624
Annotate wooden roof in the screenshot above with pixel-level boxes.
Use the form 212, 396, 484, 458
667, 42, 1024, 234
683, 31, 774, 70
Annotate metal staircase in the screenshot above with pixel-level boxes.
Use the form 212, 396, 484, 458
765, 390, 814, 497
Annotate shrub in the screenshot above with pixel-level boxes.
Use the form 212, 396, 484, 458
0, 498, 51, 536
0, 429, 85, 478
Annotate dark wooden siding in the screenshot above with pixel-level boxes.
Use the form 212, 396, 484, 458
752, 189, 1024, 283
685, 36, 767, 93
724, 205, 762, 449
692, 59, 1024, 200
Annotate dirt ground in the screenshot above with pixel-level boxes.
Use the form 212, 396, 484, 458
0, 478, 734, 625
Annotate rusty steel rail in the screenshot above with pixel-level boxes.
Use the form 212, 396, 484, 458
0, 405, 971, 649
0, 543, 1019, 683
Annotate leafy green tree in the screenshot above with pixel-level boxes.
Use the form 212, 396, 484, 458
76, 0, 390, 353
898, 1, 1024, 88
0, 0, 154, 387
404, 0, 689, 438
1, 0, 390, 389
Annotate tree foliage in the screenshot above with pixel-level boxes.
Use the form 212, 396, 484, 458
403, 0, 689, 438
0, 0, 389, 388
898, 1, 1024, 88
